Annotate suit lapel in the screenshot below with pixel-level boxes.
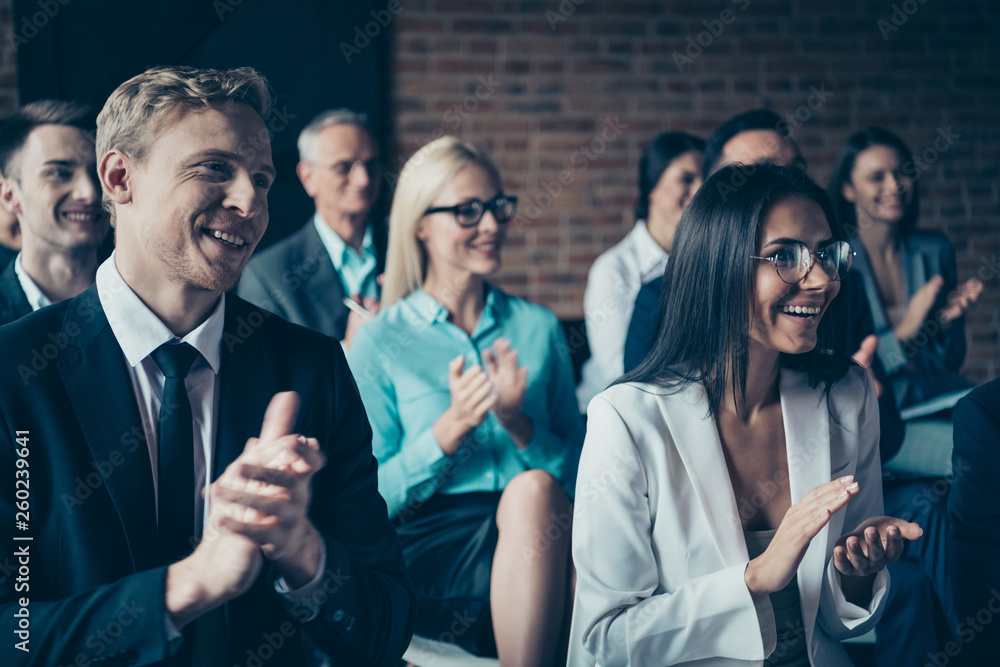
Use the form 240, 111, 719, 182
850, 241, 892, 334
56, 286, 158, 571
0, 261, 32, 324
296, 222, 347, 337
214, 297, 278, 481
780, 368, 832, 647
659, 382, 748, 565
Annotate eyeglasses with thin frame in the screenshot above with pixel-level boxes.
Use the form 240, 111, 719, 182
423, 194, 518, 228
750, 240, 854, 284
310, 158, 383, 178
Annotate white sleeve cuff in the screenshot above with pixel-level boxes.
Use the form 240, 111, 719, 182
273, 540, 329, 622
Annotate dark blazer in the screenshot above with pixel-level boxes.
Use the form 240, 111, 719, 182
0, 260, 31, 326
0, 243, 16, 271
623, 270, 905, 462
851, 230, 970, 408
237, 220, 388, 341
0, 286, 415, 666
948, 378, 1000, 663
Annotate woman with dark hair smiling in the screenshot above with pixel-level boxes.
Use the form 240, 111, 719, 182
569, 164, 921, 666
576, 131, 704, 412
828, 127, 982, 421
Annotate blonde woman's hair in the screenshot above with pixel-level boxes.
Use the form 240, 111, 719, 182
381, 135, 502, 306
96, 65, 272, 222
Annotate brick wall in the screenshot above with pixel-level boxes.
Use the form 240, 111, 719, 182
390, 0, 1000, 383
0, 0, 18, 113
0, 0, 995, 381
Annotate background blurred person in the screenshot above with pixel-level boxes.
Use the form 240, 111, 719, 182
576, 130, 704, 412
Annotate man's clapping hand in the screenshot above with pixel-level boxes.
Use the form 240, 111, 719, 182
166, 391, 326, 627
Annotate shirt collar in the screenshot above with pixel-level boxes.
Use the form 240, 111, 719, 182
13, 253, 53, 311
405, 284, 506, 336
312, 214, 375, 271
631, 220, 671, 282
96, 252, 224, 373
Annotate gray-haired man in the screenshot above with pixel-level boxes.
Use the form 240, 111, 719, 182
238, 109, 386, 348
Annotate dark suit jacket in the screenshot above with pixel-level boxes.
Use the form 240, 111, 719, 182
948, 378, 1000, 663
236, 221, 387, 341
623, 269, 905, 462
0, 286, 414, 666
851, 230, 970, 408
0, 260, 31, 326
0, 244, 16, 271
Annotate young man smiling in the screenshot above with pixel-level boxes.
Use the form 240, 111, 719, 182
0, 100, 108, 325
0, 66, 414, 666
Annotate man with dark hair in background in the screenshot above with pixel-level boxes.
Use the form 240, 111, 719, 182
238, 108, 386, 349
0, 100, 107, 325
701, 107, 807, 179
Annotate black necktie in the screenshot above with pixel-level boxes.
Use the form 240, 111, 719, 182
152, 342, 201, 563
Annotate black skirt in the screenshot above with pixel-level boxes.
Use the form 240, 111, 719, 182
394, 491, 501, 657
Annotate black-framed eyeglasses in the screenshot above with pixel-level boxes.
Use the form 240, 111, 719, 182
751, 240, 854, 284
311, 158, 382, 178
423, 194, 518, 228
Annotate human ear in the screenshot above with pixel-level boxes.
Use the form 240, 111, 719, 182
415, 219, 429, 242
0, 178, 20, 216
295, 161, 315, 196
841, 181, 857, 204
99, 150, 132, 206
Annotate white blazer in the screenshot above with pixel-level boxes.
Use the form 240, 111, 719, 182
569, 365, 889, 666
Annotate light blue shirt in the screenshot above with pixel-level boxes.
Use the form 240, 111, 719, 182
312, 214, 378, 299
347, 285, 584, 519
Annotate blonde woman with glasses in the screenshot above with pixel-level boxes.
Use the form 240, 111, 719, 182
347, 136, 583, 665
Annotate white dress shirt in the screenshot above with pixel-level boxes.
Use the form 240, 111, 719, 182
95, 253, 326, 634
576, 221, 669, 412
13, 252, 53, 312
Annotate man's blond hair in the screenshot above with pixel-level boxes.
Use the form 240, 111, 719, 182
96, 65, 272, 220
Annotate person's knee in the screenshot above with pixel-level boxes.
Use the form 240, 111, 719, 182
498, 470, 571, 525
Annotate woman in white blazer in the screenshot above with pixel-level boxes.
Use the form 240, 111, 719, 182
570, 164, 923, 667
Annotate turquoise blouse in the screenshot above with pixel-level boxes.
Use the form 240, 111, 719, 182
347, 286, 584, 518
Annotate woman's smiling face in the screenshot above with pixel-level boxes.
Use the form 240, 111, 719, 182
750, 195, 841, 356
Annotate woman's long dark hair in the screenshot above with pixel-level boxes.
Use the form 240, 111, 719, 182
617, 163, 851, 417
634, 131, 706, 221
827, 126, 921, 237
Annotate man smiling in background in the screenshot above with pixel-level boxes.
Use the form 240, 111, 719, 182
0, 100, 107, 325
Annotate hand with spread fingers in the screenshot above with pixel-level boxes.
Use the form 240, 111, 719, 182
745, 476, 860, 596
433, 354, 497, 456
939, 277, 983, 324
481, 338, 528, 426
833, 515, 923, 578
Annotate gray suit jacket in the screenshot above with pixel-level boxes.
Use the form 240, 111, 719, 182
236, 220, 387, 341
